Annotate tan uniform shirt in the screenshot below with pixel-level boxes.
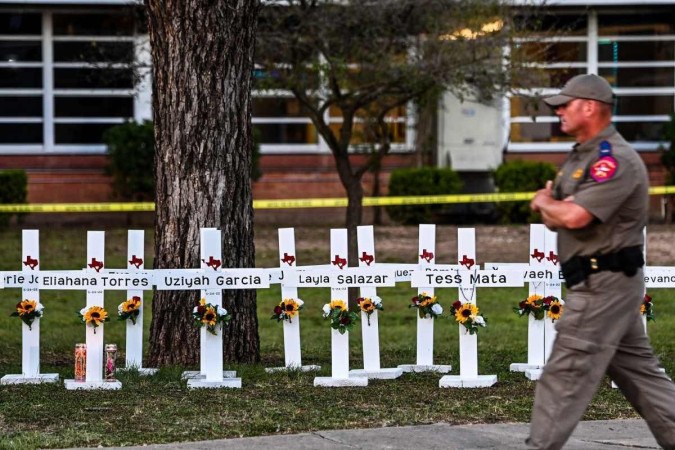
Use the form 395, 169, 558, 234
552, 125, 648, 264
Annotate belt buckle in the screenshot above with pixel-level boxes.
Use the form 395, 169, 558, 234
590, 257, 599, 271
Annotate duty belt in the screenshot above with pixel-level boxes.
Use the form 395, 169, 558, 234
560, 246, 644, 288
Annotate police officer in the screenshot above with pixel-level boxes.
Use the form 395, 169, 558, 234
528, 74, 675, 449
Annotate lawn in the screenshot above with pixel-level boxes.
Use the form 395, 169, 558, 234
0, 226, 673, 449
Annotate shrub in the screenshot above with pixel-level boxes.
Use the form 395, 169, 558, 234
386, 167, 463, 224
0, 169, 27, 227
493, 160, 557, 224
103, 120, 155, 201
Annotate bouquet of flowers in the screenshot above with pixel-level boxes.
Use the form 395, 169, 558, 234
322, 299, 359, 335
117, 296, 142, 325
271, 297, 304, 323
357, 296, 383, 326
641, 294, 655, 322
514, 295, 563, 322
543, 296, 564, 322
450, 300, 487, 335
409, 292, 443, 319
193, 298, 230, 335
513, 294, 546, 320
78, 305, 110, 333
11, 299, 44, 330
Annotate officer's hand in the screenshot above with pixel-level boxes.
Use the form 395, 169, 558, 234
530, 180, 553, 212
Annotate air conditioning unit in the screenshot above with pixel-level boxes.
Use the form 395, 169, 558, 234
437, 92, 506, 172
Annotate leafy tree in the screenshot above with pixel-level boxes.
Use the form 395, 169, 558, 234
256, 0, 536, 255
145, 0, 260, 366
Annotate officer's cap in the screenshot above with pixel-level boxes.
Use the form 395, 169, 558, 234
543, 74, 615, 107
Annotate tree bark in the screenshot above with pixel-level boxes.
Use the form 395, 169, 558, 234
146, 0, 260, 366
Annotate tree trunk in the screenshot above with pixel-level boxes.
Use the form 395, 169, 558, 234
371, 164, 382, 225
146, 0, 260, 366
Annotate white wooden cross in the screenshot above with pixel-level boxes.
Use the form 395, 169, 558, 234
314, 229, 368, 387
398, 224, 452, 373
524, 226, 561, 381
65, 231, 122, 390
265, 227, 320, 373
349, 225, 402, 380
487, 224, 562, 379
1, 230, 58, 385
185, 228, 241, 388
120, 230, 157, 375
611, 231, 666, 387
437, 228, 499, 388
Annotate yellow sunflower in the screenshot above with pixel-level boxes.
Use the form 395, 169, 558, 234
547, 300, 563, 321
122, 296, 141, 313
640, 304, 646, 315
455, 303, 478, 324
282, 298, 301, 318
329, 299, 347, 311
419, 295, 436, 308
83, 306, 109, 327
526, 294, 543, 305
201, 306, 218, 327
359, 298, 375, 313
16, 299, 37, 316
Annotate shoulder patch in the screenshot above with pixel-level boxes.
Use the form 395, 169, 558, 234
590, 156, 618, 182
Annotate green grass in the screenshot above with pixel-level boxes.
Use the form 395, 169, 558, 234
0, 226, 673, 449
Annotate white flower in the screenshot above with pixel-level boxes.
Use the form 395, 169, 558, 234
431, 303, 443, 315
118, 303, 124, 313
79, 307, 88, 316
36, 303, 44, 313
474, 315, 486, 326
372, 296, 382, 306
322, 303, 331, 317
296, 298, 304, 307
216, 305, 227, 316
192, 306, 199, 313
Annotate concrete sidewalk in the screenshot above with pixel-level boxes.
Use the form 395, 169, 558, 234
86, 419, 661, 449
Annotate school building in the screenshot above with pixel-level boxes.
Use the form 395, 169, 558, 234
0, 0, 673, 220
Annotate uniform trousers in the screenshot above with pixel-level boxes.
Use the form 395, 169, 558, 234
527, 268, 675, 450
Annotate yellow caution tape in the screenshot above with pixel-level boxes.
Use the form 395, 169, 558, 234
0, 202, 155, 213
0, 186, 673, 213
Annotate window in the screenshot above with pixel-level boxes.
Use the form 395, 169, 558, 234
509, 8, 675, 152
0, 12, 43, 149
0, 10, 140, 152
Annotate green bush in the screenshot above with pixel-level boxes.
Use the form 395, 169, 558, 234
493, 160, 557, 224
386, 167, 463, 224
103, 120, 155, 201
0, 169, 27, 227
